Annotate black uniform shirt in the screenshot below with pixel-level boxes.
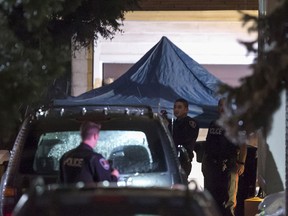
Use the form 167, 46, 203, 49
205, 120, 239, 160
59, 143, 117, 184
169, 116, 199, 152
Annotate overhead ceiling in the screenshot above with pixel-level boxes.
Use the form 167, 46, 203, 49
137, 0, 258, 11
125, 10, 258, 21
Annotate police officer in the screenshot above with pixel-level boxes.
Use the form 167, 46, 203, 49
59, 121, 119, 184
168, 98, 199, 177
201, 98, 247, 216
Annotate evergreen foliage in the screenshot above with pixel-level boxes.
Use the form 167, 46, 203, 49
218, 1, 288, 143
0, 0, 138, 148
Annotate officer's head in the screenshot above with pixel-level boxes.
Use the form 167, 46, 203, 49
173, 98, 189, 119
218, 98, 226, 114
80, 121, 101, 142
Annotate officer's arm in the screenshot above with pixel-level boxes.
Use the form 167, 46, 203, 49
94, 156, 118, 182
238, 144, 247, 164
193, 122, 199, 140
237, 144, 247, 175
111, 169, 120, 182
188, 120, 199, 143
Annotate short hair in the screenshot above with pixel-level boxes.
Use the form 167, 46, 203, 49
80, 121, 101, 140
218, 97, 226, 107
175, 98, 189, 108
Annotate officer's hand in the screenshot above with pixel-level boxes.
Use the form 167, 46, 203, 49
237, 164, 245, 176
111, 169, 120, 179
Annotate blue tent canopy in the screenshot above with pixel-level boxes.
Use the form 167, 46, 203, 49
54, 36, 221, 127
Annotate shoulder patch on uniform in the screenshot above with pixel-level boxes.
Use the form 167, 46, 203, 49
189, 120, 197, 128
99, 158, 110, 170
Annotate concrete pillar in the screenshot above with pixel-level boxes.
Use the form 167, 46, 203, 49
71, 42, 93, 96
259, 0, 284, 15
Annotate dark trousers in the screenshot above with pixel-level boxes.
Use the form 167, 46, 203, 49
202, 155, 238, 216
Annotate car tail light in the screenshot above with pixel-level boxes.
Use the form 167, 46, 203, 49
3, 187, 16, 197
2, 186, 17, 216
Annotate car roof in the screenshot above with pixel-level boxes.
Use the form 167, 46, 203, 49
26, 104, 158, 129
35, 104, 154, 119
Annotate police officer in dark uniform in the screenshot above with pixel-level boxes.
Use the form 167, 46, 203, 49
201, 98, 247, 216
168, 98, 199, 177
59, 121, 119, 184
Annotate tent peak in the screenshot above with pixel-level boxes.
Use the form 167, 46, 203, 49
55, 36, 221, 127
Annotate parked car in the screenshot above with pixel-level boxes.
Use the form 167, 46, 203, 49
0, 104, 189, 216
12, 179, 221, 216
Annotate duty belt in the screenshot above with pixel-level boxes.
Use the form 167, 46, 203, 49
209, 158, 228, 164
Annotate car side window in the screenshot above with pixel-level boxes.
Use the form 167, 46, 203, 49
33, 132, 80, 173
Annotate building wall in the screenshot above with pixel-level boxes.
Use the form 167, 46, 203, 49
261, 91, 286, 194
